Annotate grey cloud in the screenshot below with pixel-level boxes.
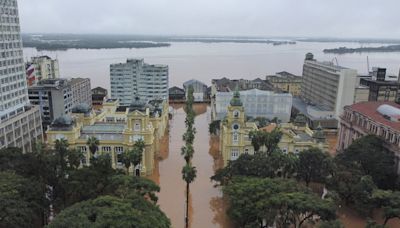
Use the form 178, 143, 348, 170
18, 0, 400, 38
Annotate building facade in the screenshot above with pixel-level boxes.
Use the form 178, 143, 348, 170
168, 86, 185, 101
46, 99, 169, 176
220, 90, 258, 166
301, 53, 358, 119
337, 101, 400, 172
261, 120, 329, 154
266, 71, 302, 96
92, 87, 108, 108
28, 78, 91, 128
0, 0, 43, 152
110, 59, 168, 105
183, 79, 207, 102
69, 78, 92, 108
25, 56, 59, 86
212, 88, 292, 122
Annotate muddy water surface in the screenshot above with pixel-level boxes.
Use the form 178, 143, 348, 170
150, 104, 232, 228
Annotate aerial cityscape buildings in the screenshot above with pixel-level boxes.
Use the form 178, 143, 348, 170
0, 0, 43, 152
3, 0, 400, 227
110, 59, 169, 105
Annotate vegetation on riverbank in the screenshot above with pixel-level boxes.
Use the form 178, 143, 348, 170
323, 45, 400, 54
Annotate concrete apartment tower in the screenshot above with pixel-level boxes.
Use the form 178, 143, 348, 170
26, 55, 59, 86
0, 0, 43, 152
110, 59, 168, 106
301, 53, 358, 119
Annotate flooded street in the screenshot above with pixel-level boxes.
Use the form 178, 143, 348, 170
150, 103, 400, 228
150, 104, 232, 228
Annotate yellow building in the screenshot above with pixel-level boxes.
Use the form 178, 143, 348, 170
261, 116, 329, 154
266, 71, 302, 97
220, 94, 329, 166
46, 98, 169, 176
220, 90, 258, 166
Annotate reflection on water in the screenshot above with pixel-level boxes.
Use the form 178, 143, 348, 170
150, 104, 232, 228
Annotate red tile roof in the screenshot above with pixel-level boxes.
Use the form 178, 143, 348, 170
346, 101, 400, 131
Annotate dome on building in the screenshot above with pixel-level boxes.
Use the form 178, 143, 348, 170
312, 123, 325, 143
52, 115, 73, 127
129, 97, 147, 112
230, 87, 243, 106
72, 103, 91, 114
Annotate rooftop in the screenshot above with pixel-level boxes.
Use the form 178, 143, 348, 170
212, 77, 274, 92
81, 123, 125, 133
346, 101, 400, 131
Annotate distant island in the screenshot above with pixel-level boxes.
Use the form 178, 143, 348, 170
22, 34, 297, 51
22, 34, 171, 51
323, 45, 400, 54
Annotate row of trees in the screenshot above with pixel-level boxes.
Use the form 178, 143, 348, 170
212, 132, 400, 227
181, 86, 197, 228
0, 138, 170, 227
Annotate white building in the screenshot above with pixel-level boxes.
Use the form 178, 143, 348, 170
212, 89, 292, 122
301, 53, 358, 119
0, 0, 43, 152
26, 55, 59, 86
183, 79, 207, 102
110, 59, 168, 106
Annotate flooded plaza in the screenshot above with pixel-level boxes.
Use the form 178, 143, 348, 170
150, 104, 233, 228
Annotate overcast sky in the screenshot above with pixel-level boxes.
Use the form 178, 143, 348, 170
18, 0, 400, 38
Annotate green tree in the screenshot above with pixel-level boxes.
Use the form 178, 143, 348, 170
336, 135, 397, 189
46, 196, 171, 228
86, 136, 99, 157
0, 172, 48, 228
66, 149, 83, 170
249, 130, 264, 153
130, 139, 145, 176
372, 190, 400, 226
297, 147, 332, 186
223, 177, 336, 228
209, 120, 221, 135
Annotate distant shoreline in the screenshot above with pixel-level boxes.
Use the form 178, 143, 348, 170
323, 45, 400, 54
22, 34, 297, 51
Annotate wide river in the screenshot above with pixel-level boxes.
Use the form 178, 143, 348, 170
23, 41, 400, 89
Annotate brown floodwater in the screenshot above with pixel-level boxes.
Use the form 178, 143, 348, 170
150, 104, 233, 228
150, 103, 400, 228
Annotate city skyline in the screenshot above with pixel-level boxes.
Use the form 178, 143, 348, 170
19, 0, 400, 39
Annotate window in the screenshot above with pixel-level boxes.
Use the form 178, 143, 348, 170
244, 148, 249, 154
233, 110, 240, 118
115, 147, 124, 153
232, 123, 239, 131
233, 133, 239, 144
282, 148, 288, 153
102, 146, 111, 153
134, 121, 141, 131
231, 148, 239, 160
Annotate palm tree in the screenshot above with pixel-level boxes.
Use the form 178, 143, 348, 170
181, 144, 194, 163
55, 138, 69, 172
86, 136, 99, 158
249, 130, 264, 153
182, 163, 197, 228
121, 152, 131, 175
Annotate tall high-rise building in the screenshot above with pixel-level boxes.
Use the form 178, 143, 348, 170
110, 59, 168, 106
0, 0, 43, 152
301, 53, 358, 118
26, 55, 59, 86
28, 78, 92, 128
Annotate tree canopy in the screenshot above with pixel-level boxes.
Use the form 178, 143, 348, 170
46, 196, 170, 228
